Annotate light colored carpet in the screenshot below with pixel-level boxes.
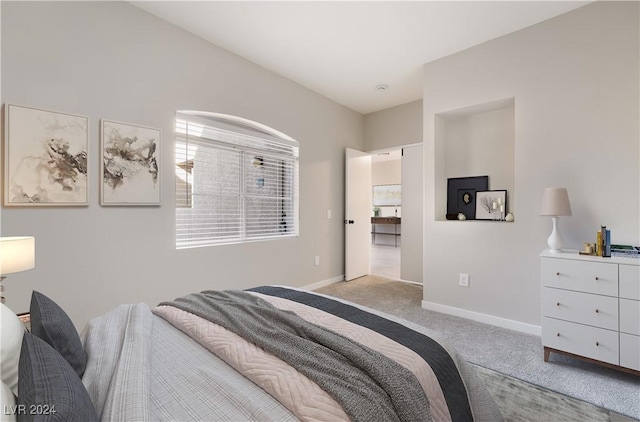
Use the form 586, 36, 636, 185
315, 275, 640, 421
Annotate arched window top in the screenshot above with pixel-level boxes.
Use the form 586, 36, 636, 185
177, 110, 297, 146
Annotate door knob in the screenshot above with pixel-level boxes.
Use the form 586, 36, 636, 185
345, 220, 355, 224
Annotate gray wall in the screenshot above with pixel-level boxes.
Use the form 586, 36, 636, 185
422, 1, 639, 328
0, 1, 364, 326
364, 100, 423, 151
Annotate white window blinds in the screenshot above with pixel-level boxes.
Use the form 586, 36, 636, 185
175, 115, 299, 248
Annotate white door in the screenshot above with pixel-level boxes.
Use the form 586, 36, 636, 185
345, 148, 372, 281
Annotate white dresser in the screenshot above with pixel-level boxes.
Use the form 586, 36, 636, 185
540, 250, 640, 374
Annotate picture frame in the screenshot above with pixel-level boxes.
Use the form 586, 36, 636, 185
475, 190, 507, 220
373, 184, 401, 207
101, 119, 161, 206
4, 104, 89, 206
446, 176, 488, 219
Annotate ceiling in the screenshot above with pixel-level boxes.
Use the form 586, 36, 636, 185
132, 1, 590, 115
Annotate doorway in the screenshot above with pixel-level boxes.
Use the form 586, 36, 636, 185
344, 145, 422, 284
370, 149, 402, 279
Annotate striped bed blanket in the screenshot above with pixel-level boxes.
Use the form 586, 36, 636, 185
155, 286, 503, 422
81, 286, 502, 421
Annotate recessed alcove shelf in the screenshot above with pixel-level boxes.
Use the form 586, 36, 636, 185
434, 97, 515, 222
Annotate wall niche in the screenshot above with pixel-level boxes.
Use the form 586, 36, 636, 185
434, 97, 515, 221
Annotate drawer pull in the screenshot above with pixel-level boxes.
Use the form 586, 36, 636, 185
595, 276, 599, 281
595, 309, 599, 314
596, 341, 599, 347
556, 272, 560, 276
556, 302, 560, 307
556, 333, 560, 337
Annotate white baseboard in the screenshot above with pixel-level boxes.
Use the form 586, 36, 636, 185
302, 275, 345, 291
398, 279, 423, 286
421, 300, 541, 336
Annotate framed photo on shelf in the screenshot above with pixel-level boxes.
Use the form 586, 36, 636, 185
4, 104, 89, 206
475, 190, 507, 220
101, 119, 161, 206
446, 176, 488, 220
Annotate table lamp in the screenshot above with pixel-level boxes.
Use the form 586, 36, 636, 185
0, 237, 35, 303
540, 188, 572, 253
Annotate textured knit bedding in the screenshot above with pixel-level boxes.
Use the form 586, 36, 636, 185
82, 303, 296, 422
82, 286, 503, 422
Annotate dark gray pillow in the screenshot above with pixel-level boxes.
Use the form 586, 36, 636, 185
29, 291, 86, 377
18, 333, 98, 422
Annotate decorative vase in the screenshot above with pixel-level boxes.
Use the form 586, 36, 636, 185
457, 213, 466, 221
505, 213, 514, 222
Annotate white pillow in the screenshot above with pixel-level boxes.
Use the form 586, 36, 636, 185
0, 304, 24, 395
0, 381, 16, 422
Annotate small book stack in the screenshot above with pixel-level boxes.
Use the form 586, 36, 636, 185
611, 244, 640, 258
597, 225, 611, 258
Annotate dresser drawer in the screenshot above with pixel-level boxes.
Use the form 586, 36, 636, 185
541, 257, 618, 296
620, 265, 640, 300
620, 298, 640, 336
541, 317, 619, 365
620, 333, 640, 371
542, 287, 618, 331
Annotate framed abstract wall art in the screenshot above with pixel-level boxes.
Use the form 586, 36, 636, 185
101, 120, 161, 206
4, 104, 89, 206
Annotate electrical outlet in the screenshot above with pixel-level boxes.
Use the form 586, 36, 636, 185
459, 273, 470, 287
314, 256, 320, 266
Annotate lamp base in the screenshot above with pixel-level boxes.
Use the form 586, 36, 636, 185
547, 216, 565, 253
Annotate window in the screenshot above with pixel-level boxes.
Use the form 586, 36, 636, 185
175, 112, 299, 248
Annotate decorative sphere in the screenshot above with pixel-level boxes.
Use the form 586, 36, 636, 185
505, 213, 514, 222
457, 213, 466, 221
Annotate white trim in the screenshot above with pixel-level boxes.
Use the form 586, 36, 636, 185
367, 142, 422, 156
421, 300, 541, 336
177, 110, 297, 145
370, 272, 423, 286
302, 274, 421, 291
302, 275, 345, 291
397, 279, 422, 286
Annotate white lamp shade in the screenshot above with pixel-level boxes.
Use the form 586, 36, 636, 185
0, 237, 35, 275
540, 188, 572, 216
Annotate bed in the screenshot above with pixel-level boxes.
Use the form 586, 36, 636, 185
1, 287, 503, 422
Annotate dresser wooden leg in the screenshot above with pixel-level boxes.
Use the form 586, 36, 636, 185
544, 347, 551, 362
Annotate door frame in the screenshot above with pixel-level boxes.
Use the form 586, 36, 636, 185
345, 143, 423, 283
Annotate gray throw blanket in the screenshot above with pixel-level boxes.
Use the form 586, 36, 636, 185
161, 290, 432, 422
